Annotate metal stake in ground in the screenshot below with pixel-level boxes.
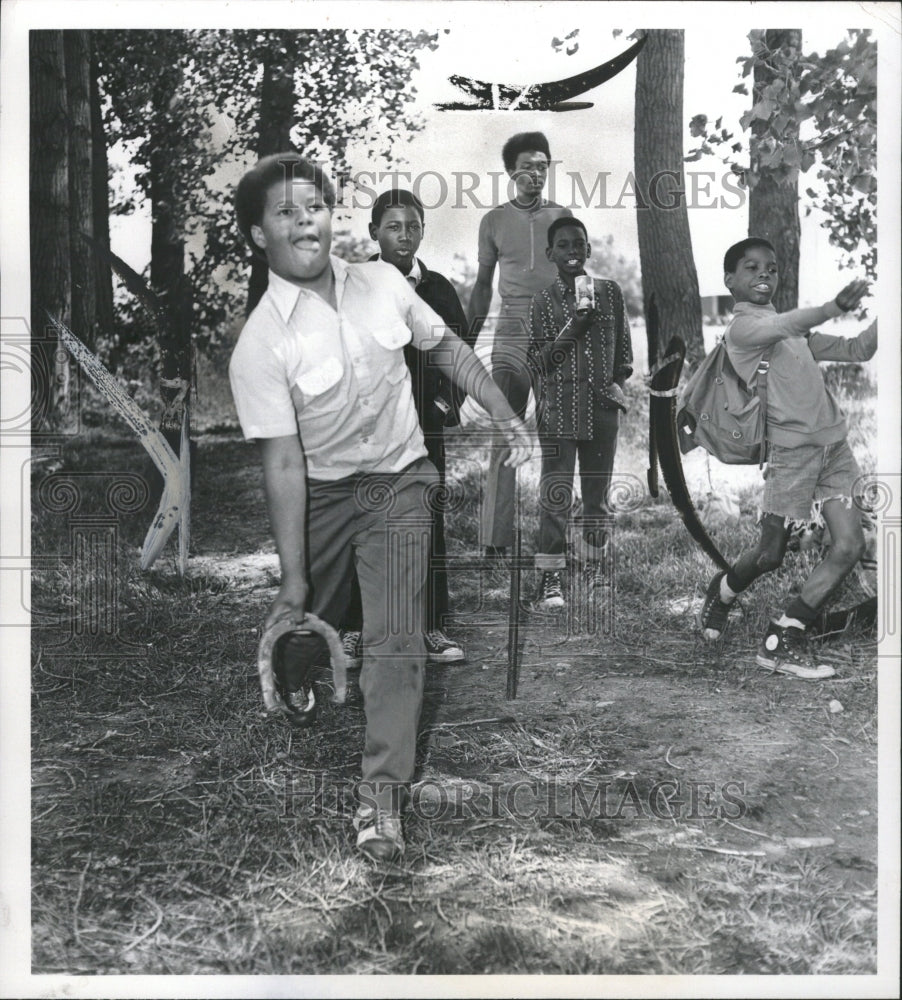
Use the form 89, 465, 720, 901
506, 471, 523, 700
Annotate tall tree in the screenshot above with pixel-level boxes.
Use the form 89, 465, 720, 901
30, 30, 72, 423
64, 31, 97, 346
98, 28, 438, 351
748, 30, 802, 311
687, 29, 877, 286
90, 37, 115, 339
634, 29, 705, 364
247, 31, 298, 314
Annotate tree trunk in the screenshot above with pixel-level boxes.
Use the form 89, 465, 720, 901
30, 30, 72, 426
90, 35, 115, 341
749, 29, 802, 312
634, 30, 705, 366
148, 66, 193, 435
247, 35, 297, 314
148, 73, 194, 534
65, 30, 96, 350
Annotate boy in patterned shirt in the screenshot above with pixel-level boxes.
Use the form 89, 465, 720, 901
527, 217, 633, 608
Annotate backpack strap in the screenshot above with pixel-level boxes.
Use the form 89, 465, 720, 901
754, 342, 776, 468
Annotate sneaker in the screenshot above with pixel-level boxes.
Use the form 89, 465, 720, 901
584, 560, 610, 594
424, 629, 466, 664
353, 806, 405, 862
755, 622, 837, 679
698, 571, 734, 641
274, 630, 325, 727
340, 629, 363, 669
537, 571, 565, 609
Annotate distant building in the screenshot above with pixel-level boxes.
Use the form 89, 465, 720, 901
700, 294, 732, 323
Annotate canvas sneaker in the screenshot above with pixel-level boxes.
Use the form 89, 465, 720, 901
537, 571, 565, 609
424, 629, 466, 664
353, 805, 405, 862
698, 571, 734, 640
584, 560, 610, 595
340, 629, 363, 669
755, 622, 837, 680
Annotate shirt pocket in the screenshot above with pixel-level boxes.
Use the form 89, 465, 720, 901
370, 322, 413, 387
371, 322, 413, 351
293, 355, 345, 411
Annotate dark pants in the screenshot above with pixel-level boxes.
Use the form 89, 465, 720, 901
535, 411, 620, 570
307, 458, 437, 809
480, 299, 532, 549
344, 424, 449, 632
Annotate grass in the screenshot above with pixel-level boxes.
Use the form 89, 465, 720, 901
28, 336, 881, 978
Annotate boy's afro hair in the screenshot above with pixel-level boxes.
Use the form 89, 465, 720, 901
547, 215, 588, 246
723, 237, 776, 273
235, 153, 336, 259
371, 188, 425, 227
502, 132, 551, 172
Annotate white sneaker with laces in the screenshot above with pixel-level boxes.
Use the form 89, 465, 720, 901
340, 629, 362, 668
353, 805, 404, 862
537, 571, 565, 609
424, 629, 465, 664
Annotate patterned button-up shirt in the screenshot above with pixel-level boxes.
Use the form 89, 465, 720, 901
527, 276, 633, 439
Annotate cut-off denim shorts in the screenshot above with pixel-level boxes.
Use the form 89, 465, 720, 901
761, 438, 861, 528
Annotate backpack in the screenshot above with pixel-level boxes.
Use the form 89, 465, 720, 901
676, 335, 775, 467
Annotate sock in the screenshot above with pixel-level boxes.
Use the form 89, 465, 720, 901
724, 570, 744, 596
775, 614, 806, 630
720, 575, 739, 604
784, 596, 819, 625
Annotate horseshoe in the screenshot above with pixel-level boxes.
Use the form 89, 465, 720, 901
256, 614, 349, 724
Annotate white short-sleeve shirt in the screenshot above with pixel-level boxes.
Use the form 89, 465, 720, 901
229, 256, 447, 480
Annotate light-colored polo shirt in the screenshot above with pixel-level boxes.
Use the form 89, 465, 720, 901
229, 256, 447, 480
477, 200, 572, 301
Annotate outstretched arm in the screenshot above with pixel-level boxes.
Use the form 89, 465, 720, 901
731, 279, 870, 347
259, 435, 308, 629
428, 329, 533, 467
809, 317, 877, 363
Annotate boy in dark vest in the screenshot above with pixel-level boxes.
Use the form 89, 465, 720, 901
340, 189, 476, 665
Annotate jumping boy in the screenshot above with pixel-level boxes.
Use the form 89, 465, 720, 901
698, 237, 877, 679
527, 217, 632, 608
467, 131, 572, 557
229, 155, 531, 861
340, 189, 475, 665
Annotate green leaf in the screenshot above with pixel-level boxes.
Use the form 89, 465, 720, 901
689, 114, 709, 137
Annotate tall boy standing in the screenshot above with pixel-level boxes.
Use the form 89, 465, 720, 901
340, 189, 475, 665
527, 217, 633, 607
229, 155, 531, 861
698, 237, 877, 679
467, 131, 572, 556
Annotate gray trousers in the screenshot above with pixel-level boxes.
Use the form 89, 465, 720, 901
306, 457, 437, 810
535, 411, 620, 570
